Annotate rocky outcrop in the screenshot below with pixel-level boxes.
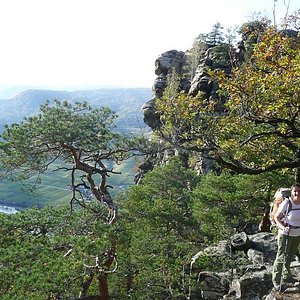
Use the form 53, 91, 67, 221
142, 50, 190, 130
141, 99, 161, 129
189, 231, 300, 299
153, 50, 189, 98
140, 42, 242, 173
188, 44, 231, 98
141, 24, 300, 174
142, 43, 238, 131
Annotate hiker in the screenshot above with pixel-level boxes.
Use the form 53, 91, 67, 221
272, 183, 300, 292
270, 188, 287, 225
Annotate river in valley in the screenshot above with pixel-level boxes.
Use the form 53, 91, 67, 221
0, 205, 19, 214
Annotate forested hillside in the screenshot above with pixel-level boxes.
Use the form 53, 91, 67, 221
0, 88, 151, 133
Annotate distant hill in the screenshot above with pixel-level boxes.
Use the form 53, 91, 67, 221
0, 88, 152, 133
0, 85, 33, 99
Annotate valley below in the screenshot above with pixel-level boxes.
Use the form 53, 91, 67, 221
0, 87, 152, 209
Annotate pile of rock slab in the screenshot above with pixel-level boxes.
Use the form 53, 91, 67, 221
190, 231, 300, 299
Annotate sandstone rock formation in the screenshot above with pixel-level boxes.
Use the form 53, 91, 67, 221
141, 49, 190, 130
141, 42, 238, 174
142, 41, 238, 132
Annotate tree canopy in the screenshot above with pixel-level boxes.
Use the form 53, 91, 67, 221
213, 27, 300, 176
0, 99, 149, 298
0, 100, 147, 222
0, 159, 292, 299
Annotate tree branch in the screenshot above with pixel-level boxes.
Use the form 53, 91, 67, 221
215, 153, 300, 174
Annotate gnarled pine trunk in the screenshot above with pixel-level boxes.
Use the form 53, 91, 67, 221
98, 246, 116, 300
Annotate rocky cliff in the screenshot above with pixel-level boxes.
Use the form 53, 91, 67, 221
141, 40, 239, 130
141, 26, 299, 175
141, 41, 241, 174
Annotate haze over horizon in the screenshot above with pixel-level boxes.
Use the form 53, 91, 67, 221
0, 0, 298, 98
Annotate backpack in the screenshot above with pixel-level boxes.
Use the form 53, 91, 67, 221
270, 188, 291, 225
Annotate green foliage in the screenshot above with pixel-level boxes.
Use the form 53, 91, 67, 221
156, 18, 300, 178
238, 18, 271, 59
115, 158, 201, 299
0, 206, 114, 299
192, 172, 292, 243
0, 99, 149, 220
1, 100, 117, 180
205, 22, 225, 46
114, 160, 292, 298
0, 99, 150, 297
0, 160, 293, 298
212, 27, 300, 174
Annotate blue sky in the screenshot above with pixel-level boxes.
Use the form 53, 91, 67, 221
0, 0, 298, 92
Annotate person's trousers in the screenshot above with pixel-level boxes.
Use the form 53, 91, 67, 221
272, 233, 300, 287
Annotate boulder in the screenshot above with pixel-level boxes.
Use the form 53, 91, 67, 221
231, 269, 272, 299
197, 271, 230, 300
247, 249, 266, 265
249, 232, 277, 263
231, 232, 252, 252
141, 99, 161, 129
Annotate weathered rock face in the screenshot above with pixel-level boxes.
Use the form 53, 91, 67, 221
143, 43, 237, 131
153, 49, 188, 99
155, 50, 185, 76
189, 231, 300, 299
188, 44, 232, 100
141, 99, 161, 129
142, 50, 189, 130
